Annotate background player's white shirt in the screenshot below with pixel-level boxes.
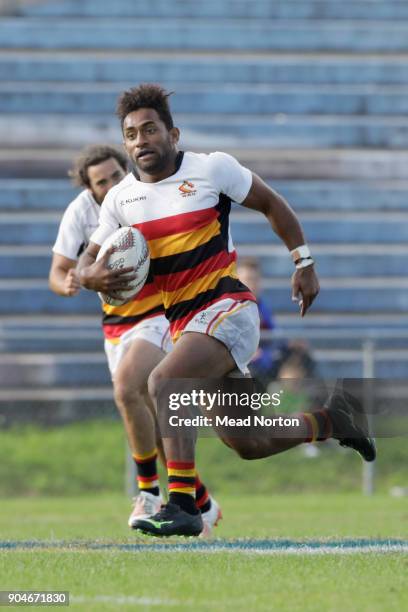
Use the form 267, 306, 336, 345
53, 189, 101, 260
90, 151, 252, 247
51, 186, 170, 355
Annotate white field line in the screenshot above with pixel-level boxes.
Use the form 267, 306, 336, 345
2, 541, 407, 555
208, 544, 408, 555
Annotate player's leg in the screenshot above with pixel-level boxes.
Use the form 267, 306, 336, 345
148, 331, 309, 466
134, 300, 375, 536
134, 332, 236, 536
109, 320, 220, 532
133, 302, 314, 536
113, 337, 164, 469
145, 302, 310, 462
112, 336, 165, 523
139, 332, 374, 537
172, 300, 375, 461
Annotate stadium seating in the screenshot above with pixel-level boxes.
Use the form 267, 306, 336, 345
17, 0, 408, 20
1, 0, 408, 418
3, 17, 408, 52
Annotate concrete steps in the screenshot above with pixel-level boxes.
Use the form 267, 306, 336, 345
21, 0, 408, 21
0, 0, 406, 399
1, 278, 408, 315
0, 315, 102, 352
3, 244, 408, 279
0, 351, 110, 387
0, 179, 76, 209
3, 148, 408, 180
3, 18, 408, 52
6, 82, 408, 116
5, 113, 408, 150
1, 210, 406, 245
231, 211, 408, 244
1, 178, 407, 212
1, 312, 408, 352
3, 312, 407, 332
2, 312, 407, 390
3, 52, 408, 85
0, 279, 97, 314
1, 348, 407, 387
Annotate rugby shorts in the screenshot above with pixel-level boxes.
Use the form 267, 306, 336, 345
104, 314, 172, 377
181, 298, 260, 375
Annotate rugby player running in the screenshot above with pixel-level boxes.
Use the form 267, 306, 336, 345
78, 85, 376, 537
49, 144, 220, 534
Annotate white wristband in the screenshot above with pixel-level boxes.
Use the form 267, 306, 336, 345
290, 244, 311, 263
295, 258, 314, 270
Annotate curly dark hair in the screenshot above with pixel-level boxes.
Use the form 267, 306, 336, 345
116, 83, 174, 130
69, 145, 128, 187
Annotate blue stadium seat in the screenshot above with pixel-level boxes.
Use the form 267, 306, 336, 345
0, 0, 407, 395
0, 179, 77, 209
5, 114, 408, 149
1, 284, 407, 315
2, 250, 407, 280
231, 214, 408, 244
2, 212, 408, 247
3, 84, 408, 116
2, 56, 408, 85
21, 0, 408, 21
2, 19, 408, 52
1, 179, 407, 212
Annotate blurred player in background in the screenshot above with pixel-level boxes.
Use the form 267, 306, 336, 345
237, 256, 318, 387
78, 85, 376, 537
237, 257, 276, 388
49, 145, 221, 535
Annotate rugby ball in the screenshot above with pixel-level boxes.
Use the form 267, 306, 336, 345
96, 226, 150, 306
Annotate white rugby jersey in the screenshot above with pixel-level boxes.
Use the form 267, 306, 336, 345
91, 151, 256, 340
53, 188, 164, 340
53, 189, 100, 260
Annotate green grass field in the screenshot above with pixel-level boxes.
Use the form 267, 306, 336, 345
0, 494, 406, 611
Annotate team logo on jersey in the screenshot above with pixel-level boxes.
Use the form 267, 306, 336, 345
178, 180, 197, 197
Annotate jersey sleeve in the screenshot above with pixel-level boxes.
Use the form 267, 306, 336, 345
90, 192, 120, 246
52, 201, 86, 261
207, 151, 253, 203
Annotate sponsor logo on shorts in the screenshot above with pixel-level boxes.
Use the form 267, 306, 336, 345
196, 311, 209, 324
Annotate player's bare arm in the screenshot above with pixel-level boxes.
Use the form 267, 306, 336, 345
78, 241, 137, 299
49, 253, 80, 297
242, 173, 320, 316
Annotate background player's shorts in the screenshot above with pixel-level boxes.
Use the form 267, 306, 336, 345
181, 298, 260, 374
104, 315, 172, 378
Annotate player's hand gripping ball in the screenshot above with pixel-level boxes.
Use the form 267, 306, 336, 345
96, 227, 150, 306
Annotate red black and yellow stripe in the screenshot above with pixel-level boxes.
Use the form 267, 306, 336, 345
302, 410, 333, 443
195, 474, 211, 512
133, 450, 159, 494
133, 195, 255, 341
167, 460, 196, 497
102, 271, 164, 341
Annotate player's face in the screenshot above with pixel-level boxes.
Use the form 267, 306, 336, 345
87, 157, 126, 204
122, 108, 179, 179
